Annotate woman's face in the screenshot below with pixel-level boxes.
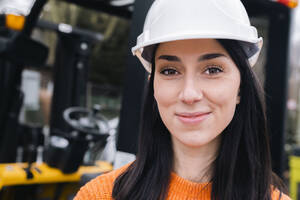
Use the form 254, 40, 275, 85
154, 39, 241, 148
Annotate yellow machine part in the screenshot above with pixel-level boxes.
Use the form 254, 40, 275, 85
290, 155, 300, 200
0, 161, 112, 190
1, 182, 81, 200
5, 14, 25, 31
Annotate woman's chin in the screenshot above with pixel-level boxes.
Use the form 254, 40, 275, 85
171, 131, 220, 149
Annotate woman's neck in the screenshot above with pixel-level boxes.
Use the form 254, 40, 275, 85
172, 136, 220, 183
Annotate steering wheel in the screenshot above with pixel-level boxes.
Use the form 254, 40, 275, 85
63, 105, 110, 138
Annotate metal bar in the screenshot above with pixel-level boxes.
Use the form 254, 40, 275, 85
242, 0, 291, 178
61, 0, 132, 19
264, 4, 291, 177
117, 0, 154, 154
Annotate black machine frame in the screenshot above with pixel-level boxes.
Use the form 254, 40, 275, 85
0, 0, 48, 163
245, 0, 292, 178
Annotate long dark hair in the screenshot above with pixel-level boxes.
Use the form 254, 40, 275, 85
112, 39, 282, 200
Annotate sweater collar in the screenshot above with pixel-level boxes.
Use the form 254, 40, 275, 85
168, 172, 212, 198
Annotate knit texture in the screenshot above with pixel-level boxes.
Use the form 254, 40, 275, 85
74, 164, 290, 200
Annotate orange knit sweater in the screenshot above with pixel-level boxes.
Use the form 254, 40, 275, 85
74, 164, 291, 200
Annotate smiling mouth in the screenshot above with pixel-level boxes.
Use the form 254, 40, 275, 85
175, 112, 211, 125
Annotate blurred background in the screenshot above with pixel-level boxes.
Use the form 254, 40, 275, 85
0, 0, 300, 199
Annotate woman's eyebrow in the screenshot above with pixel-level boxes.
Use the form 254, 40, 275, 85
157, 55, 181, 62
198, 53, 226, 61
157, 53, 226, 62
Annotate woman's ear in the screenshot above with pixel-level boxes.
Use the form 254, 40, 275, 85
148, 74, 151, 81
236, 96, 240, 104
236, 89, 241, 104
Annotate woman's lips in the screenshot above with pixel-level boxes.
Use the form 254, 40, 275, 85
175, 112, 211, 125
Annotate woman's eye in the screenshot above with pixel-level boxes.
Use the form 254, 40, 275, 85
204, 66, 223, 75
160, 68, 179, 76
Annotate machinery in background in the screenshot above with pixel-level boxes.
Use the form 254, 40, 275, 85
0, 0, 48, 164
0, 0, 114, 199
1, 0, 300, 199
0, 104, 112, 200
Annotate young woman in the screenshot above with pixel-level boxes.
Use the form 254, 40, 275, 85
75, 0, 291, 199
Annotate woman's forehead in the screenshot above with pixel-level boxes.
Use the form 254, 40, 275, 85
155, 39, 231, 63
155, 39, 229, 57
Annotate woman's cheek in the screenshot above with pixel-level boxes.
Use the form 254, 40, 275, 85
207, 79, 239, 103
209, 82, 239, 120
154, 81, 178, 107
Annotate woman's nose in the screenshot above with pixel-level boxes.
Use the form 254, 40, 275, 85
179, 77, 203, 105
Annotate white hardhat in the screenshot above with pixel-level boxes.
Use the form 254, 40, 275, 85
132, 0, 263, 73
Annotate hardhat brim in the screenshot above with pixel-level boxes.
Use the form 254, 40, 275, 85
132, 35, 263, 73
